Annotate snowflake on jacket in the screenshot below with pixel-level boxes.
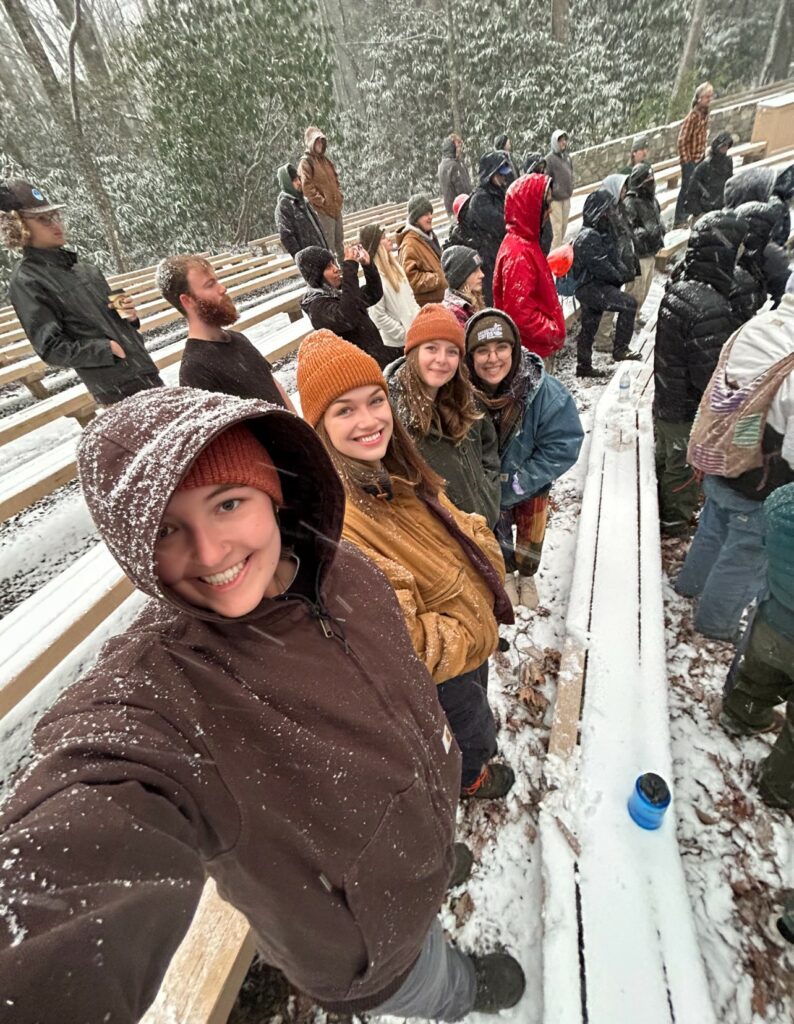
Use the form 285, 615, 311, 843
623, 162, 665, 258
685, 133, 734, 217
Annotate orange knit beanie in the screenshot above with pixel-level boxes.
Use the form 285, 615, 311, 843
405, 303, 465, 355
297, 329, 387, 426
179, 422, 283, 506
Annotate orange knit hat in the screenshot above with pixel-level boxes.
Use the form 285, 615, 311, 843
405, 303, 465, 355
297, 329, 387, 426
179, 422, 283, 506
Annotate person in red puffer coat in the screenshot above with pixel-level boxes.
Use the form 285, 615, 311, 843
493, 174, 566, 366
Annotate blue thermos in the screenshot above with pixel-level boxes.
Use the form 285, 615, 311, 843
628, 772, 671, 829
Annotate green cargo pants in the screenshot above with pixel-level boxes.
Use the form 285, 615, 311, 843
654, 418, 701, 536
722, 616, 794, 810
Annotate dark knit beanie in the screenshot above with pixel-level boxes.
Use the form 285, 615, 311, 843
631, 136, 649, 153
407, 194, 434, 225
295, 245, 336, 288
441, 246, 482, 290
359, 223, 385, 260
465, 310, 520, 353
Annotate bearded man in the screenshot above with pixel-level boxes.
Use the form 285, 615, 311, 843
156, 254, 294, 409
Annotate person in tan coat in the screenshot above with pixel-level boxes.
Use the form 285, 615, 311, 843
297, 328, 516, 802
298, 126, 345, 258
398, 193, 447, 305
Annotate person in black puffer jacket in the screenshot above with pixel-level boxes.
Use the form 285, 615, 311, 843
572, 189, 640, 377
733, 201, 779, 314
769, 164, 794, 248
686, 132, 733, 219
467, 150, 511, 304
653, 210, 747, 535
624, 162, 665, 312
296, 245, 392, 368
274, 164, 327, 258
724, 166, 792, 308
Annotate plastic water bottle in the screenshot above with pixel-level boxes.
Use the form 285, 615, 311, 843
618, 369, 631, 403
628, 772, 671, 829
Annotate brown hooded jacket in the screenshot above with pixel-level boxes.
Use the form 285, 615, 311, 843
0, 388, 461, 1021
299, 127, 344, 219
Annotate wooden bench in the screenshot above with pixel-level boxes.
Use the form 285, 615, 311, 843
540, 323, 716, 1023
0, 439, 78, 524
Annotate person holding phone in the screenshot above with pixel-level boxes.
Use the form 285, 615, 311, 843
0, 178, 163, 405
295, 243, 393, 368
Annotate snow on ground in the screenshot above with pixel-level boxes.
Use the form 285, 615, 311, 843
1, 265, 793, 1022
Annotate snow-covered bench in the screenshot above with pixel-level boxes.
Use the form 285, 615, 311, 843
540, 324, 717, 1023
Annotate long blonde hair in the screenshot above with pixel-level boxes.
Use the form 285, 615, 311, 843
375, 244, 409, 292
0, 210, 31, 249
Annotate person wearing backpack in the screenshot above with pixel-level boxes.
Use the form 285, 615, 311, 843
653, 210, 747, 537
718, 482, 794, 811
675, 290, 794, 641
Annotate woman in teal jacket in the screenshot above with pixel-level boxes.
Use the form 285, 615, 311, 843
465, 308, 584, 607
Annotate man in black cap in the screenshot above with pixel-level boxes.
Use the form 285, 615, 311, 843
0, 179, 163, 405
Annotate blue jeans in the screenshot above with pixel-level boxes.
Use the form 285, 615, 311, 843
675, 475, 766, 640
436, 662, 496, 789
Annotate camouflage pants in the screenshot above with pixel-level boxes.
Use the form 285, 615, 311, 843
654, 418, 700, 535
722, 615, 794, 809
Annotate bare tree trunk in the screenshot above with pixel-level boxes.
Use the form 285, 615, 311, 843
759, 0, 793, 85
443, 0, 462, 137
1, 0, 128, 270
668, 0, 709, 118
316, 0, 360, 112
52, 0, 112, 86
550, 0, 570, 44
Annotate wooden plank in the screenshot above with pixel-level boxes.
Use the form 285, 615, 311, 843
140, 880, 255, 1024
0, 385, 94, 447
0, 544, 133, 719
0, 442, 77, 523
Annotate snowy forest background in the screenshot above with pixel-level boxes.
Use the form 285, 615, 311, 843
1, 0, 793, 290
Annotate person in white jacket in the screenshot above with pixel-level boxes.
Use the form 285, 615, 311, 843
360, 223, 419, 352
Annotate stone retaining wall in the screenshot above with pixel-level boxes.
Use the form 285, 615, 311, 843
571, 101, 758, 184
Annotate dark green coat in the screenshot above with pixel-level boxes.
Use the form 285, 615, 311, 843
386, 358, 501, 528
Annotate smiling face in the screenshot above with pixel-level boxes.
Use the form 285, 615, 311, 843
155, 484, 282, 617
323, 259, 342, 288
321, 385, 393, 463
471, 340, 513, 388
415, 340, 460, 394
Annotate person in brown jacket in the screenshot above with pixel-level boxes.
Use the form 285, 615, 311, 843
297, 329, 518, 805
299, 125, 345, 259
0, 387, 526, 1021
398, 194, 448, 306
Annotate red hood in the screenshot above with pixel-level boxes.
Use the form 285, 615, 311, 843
504, 173, 548, 243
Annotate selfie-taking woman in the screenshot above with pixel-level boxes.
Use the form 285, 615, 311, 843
0, 387, 525, 1021
297, 329, 516, 801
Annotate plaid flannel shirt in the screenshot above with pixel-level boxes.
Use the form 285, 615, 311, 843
677, 108, 709, 163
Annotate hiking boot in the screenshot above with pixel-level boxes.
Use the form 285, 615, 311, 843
470, 952, 526, 1012
718, 709, 778, 737
576, 364, 610, 379
449, 842, 474, 888
613, 348, 642, 361
518, 575, 539, 609
461, 762, 515, 800
503, 572, 520, 606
